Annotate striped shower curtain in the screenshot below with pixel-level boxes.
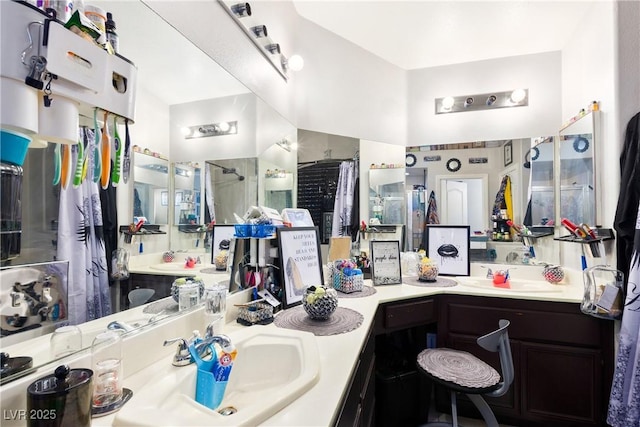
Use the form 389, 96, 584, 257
332, 161, 358, 237
608, 201, 640, 426
57, 128, 111, 324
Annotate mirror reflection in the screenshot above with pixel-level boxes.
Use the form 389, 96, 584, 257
132, 151, 169, 224
558, 111, 598, 226
368, 168, 406, 224
407, 138, 559, 265
174, 162, 202, 227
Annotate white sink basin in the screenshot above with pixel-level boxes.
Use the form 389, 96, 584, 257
149, 263, 206, 273
457, 277, 564, 293
114, 327, 320, 426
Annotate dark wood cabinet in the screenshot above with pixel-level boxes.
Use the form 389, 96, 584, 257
437, 295, 614, 426
335, 326, 376, 427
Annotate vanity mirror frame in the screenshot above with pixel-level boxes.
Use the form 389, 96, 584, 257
556, 110, 601, 228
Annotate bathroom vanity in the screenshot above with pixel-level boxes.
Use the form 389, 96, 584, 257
0, 266, 613, 427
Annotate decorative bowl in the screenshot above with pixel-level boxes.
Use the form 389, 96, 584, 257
170, 277, 205, 303
417, 258, 439, 282
214, 250, 228, 271
302, 286, 338, 320
543, 265, 564, 284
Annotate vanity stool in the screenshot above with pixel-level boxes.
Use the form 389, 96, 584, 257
416, 319, 513, 427
128, 288, 155, 308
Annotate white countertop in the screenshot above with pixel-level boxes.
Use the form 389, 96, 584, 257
103, 267, 583, 427
1, 260, 585, 427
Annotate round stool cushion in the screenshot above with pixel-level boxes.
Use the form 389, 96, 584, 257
417, 348, 500, 392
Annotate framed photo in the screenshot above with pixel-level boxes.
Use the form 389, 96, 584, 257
277, 227, 324, 308
424, 225, 470, 276
369, 240, 402, 285
161, 191, 168, 206
503, 141, 513, 166
175, 191, 183, 206
210, 225, 235, 266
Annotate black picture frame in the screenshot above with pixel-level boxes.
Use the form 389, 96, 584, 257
369, 240, 402, 285
277, 227, 324, 308
424, 225, 470, 276
504, 141, 513, 166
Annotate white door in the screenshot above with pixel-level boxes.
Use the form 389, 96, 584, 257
442, 180, 468, 224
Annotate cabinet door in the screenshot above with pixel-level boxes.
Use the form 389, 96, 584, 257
521, 342, 603, 425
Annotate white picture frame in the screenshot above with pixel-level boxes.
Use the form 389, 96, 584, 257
277, 227, 324, 308
369, 240, 402, 285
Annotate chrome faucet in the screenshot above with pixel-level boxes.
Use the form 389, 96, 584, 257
107, 320, 136, 332
194, 334, 232, 359
163, 337, 192, 367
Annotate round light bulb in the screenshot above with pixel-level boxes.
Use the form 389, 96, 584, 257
217, 122, 230, 132
441, 96, 455, 110
287, 54, 304, 72
181, 127, 192, 137
510, 89, 526, 103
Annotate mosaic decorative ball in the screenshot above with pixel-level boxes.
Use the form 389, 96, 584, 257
162, 251, 175, 263
543, 265, 564, 284
302, 286, 338, 320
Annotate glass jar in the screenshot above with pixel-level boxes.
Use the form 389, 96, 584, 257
581, 265, 624, 320
417, 258, 439, 282
91, 331, 123, 408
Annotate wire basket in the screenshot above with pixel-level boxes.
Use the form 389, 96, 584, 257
331, 265, 364, 293
236, 301, 274, 326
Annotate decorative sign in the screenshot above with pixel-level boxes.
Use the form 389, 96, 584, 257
277, 227, 324, 308
369, 240, 402, 285
469, 157, 488, 164
423, 155, 442, 162
425, 225, 470, 276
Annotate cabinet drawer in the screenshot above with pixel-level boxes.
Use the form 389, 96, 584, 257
384, 299, 435, 329
446, 301, 602, 347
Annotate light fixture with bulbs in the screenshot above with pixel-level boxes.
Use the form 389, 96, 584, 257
281, 54, 304, 72
276, 138, 296, 152
184, 121, 238, 139
218, 0, 303, 80
435, 89, 529, 114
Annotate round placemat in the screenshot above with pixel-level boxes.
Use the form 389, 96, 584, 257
404, 276, 458, 288
417, 348, 500, 388
337, 285, 377, 298
143, 298, 178, 315
274, 306, 363, 336
200, 267, 227, 275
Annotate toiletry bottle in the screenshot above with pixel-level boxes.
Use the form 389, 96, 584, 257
105, 12, 119, 54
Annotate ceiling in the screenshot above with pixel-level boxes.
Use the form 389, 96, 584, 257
96, 1, 595, 105
292, 0, 595, 70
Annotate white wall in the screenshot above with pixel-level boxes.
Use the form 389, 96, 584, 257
407, 51, 562, 146
560, 1, 619, 269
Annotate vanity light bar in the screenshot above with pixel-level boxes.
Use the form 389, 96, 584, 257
184, 121, 238, 139
435, 89, 529, 114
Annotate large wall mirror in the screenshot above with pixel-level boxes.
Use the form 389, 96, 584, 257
0, 0, 301, 382
558, 110, 600, 226
407, 138, 559, 265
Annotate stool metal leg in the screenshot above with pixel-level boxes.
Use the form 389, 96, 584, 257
450, 390, 459, 427
467, 394, 499, 427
